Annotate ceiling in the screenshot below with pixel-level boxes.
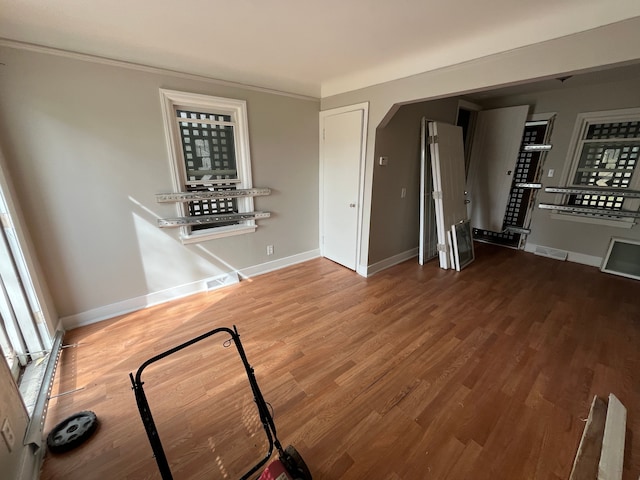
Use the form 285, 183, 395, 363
1, 0, 639, 98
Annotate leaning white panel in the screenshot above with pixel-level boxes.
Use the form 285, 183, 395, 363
601, 237, 640, 281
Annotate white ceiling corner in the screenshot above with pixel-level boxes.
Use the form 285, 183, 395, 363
1, 0, 639, 98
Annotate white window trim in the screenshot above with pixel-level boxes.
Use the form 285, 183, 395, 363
554, 107, 640, 228
159, 89, 255, 242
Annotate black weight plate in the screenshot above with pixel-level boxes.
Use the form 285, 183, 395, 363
47, 410, 98, 453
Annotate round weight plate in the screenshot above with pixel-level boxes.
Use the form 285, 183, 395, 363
47, 410, 98, 454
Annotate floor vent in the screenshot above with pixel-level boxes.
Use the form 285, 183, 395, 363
601, 238, 640, 281
534, 245, 568, 261
205, 272, 240, 291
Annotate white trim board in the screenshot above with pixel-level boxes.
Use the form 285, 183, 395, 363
237, 249, 320, 278
366, 248, 418, 277
61, 249, 320, 329
0, 39, 318, 102
524, 243, 602, 268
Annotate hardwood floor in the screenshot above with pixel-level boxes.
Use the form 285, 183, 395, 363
39, 244, 640, 479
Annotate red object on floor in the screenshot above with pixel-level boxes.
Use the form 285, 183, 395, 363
258, 459, 293, 480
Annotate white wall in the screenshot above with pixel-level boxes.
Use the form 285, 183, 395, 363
321, 17, 640, 269
0, 46, 320, 326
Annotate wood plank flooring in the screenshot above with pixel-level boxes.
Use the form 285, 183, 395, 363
39, 244, 640, 479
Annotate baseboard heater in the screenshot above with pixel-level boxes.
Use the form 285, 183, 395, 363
533, 245, 568, 261
23, 329, 64, 448
601, 237, 640, 281
205, 271, 240, 291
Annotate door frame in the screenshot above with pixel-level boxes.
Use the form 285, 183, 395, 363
319, 102, 369, 275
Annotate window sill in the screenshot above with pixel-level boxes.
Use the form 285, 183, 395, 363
549, 212, 635, 229
180, 224, 257, 244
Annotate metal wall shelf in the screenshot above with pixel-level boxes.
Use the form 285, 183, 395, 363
515, 183, 542, 189
538, 186, 640, 218
523, 144, 552, 152
156, 188, 271, 203
538, 204, 640, 218
158, 211, 271, 228
505, 226, 532, 235
186, 168, 237, 177
544, 186, 640, 198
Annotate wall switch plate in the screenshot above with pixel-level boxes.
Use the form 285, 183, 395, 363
401, 187, 407, 198
2, 418, 15, 452
379, 156, 388, 166
547, 168, 555, 177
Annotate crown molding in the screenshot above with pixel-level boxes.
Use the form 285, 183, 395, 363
0, 38, 319, 102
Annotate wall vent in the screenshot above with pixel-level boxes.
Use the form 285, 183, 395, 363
534, 245, 568, 261
205, 272, 240, 291
601, 237, 640, 281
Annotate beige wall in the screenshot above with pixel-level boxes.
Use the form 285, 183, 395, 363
476, 73, 640, 259
0, 47, 320, 321
321, 17, 640, 269
0, 358, 33, 480
368, 99, 458, 264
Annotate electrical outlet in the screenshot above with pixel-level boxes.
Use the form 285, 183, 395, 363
2, 418, 15, 452
266, 245, 274, 256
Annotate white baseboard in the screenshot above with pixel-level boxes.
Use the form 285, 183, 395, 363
366, 248, 418, 277
60, 278, 223, 329
356, 264, 367, 277
567, 251, 603, 268
237, 249, 320, 278
525, 243, 602, 268
60, 250, 320, 329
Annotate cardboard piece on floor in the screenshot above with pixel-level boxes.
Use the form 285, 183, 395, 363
569, 393, 627, 480
598, 393, 627, 480
569, 395, 607, 480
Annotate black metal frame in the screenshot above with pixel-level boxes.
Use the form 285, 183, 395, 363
129, 325, 285, 480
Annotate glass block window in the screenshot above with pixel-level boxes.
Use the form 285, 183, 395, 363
160, 90, 255, 242
175, 110, 240, 230
568, 112, 640, 214
176, 110, 237, 184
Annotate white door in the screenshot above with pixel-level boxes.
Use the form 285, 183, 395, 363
466, 105, 529, 232
320, 106, 366, 271
428, 121, 468, 269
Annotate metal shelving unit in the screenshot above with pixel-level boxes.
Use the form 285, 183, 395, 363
156, 187, 272, 228
539, 186, 640, 218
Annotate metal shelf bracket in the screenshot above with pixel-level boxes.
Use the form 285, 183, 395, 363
156, 188, 271, 203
